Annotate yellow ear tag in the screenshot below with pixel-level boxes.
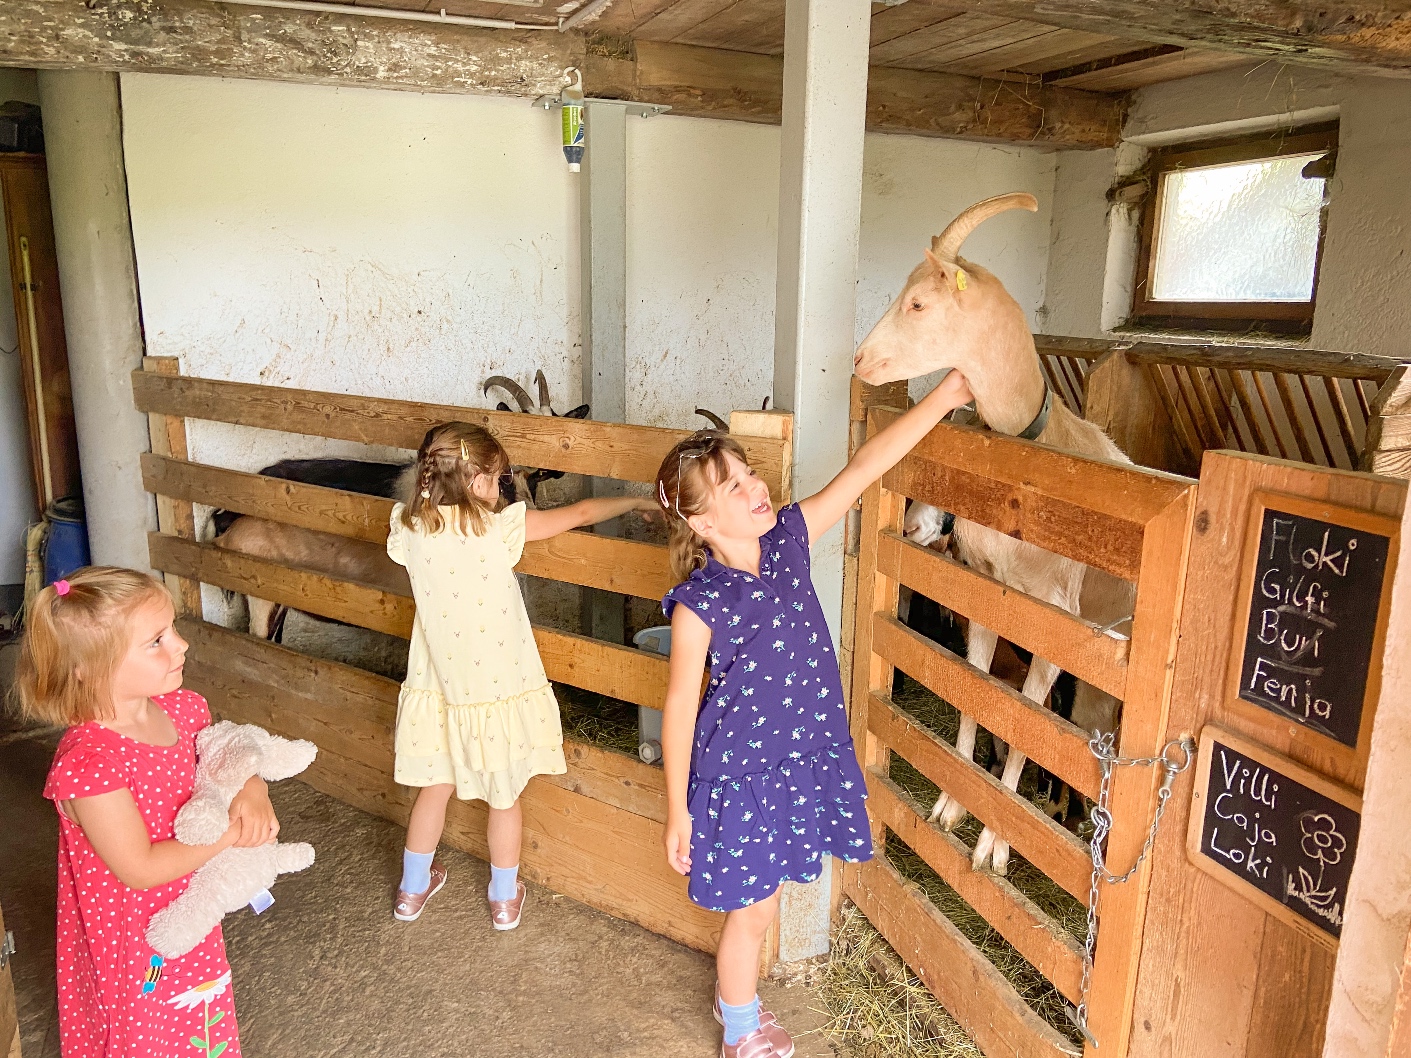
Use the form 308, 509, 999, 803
955, 268, 968, 291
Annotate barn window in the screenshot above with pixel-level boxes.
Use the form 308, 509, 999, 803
1131, 123, 1338, 335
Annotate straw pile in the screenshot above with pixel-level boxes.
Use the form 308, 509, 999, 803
816, 672, 1088, 1056
554, 684, 643, 757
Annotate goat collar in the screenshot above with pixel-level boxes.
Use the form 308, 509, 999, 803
1015, 384, 1052, 441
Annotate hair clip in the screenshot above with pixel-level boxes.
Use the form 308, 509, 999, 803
460, 439, 469, 462
54, 579, 71, 597
420, 489, 431, 499
657, 480, 670, 509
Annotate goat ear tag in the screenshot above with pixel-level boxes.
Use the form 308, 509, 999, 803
955, 268, 968, 291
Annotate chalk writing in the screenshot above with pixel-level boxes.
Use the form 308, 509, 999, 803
1198, 739, 1359, 939
1238, 508, 1390, 747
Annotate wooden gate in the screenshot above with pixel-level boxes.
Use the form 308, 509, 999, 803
131, 357, 792, 962
842, 388, 1196, 1058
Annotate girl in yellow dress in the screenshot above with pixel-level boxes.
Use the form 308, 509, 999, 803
387, 422, 654, 928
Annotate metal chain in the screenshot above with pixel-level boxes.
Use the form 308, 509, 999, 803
1066, 731, 1196, 1049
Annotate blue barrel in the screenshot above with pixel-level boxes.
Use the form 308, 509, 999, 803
44, 497, 91, 585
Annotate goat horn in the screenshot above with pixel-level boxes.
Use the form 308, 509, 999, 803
534, 369, 551, 413
931, 193, 1038, 262
695, 408, 729, 431
483, 376, 535, 413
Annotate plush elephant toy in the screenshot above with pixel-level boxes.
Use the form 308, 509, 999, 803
146, 721, 318, 959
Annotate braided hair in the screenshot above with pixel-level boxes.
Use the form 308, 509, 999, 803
399, 422, 510, 537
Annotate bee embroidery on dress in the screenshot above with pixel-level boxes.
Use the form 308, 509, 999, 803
141, 954, 164, 995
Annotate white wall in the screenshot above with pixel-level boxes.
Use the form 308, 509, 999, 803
123, 73, 1057, 462
625, 117, 1056, 424
0, 67, 43, 586
1040, 62, 1411, 358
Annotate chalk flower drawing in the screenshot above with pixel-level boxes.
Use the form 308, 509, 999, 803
1300, 813, 1346, 866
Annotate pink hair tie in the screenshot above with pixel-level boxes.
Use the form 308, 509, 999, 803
53, 579, 71, 597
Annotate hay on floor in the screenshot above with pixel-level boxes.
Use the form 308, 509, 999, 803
817, 673, 1090, 1056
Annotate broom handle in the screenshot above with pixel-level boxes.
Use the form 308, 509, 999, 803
21, 235, 53, 508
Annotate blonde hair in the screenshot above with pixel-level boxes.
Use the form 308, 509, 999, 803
400, 422, 510, 537
655, 431, 751, 582
14, 566, 171, 727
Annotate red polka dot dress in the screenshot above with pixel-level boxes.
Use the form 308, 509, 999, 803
43, 690, 241, 1058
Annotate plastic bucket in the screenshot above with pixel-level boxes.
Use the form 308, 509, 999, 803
633, 626, 673, 763
43, 497, 91, 586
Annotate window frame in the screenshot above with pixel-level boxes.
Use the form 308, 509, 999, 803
1131, 122, 1339, 336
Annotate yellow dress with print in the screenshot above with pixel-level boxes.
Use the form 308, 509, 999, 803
388, 501, 566, 808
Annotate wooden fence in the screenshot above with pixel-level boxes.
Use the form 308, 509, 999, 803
842, 378, 1197, 1058
133, 357, 793, 963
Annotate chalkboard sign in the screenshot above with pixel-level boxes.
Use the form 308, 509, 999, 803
1234, 494, 1393, 748
1188, 727, 1362, 947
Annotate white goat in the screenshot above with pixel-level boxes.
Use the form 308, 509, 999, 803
854, 193, 1135, 875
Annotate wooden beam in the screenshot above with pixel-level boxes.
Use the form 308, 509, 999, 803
908, 0, 1411, 77
0, 1, 1121, 146
609, 40, 1122, 148
0, 0, 582, 95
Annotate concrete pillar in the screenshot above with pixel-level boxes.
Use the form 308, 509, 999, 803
37, 71, 154, 571
1323, 497, 1411, 1058
580, 99, 628, 643
771, 0, 871, 962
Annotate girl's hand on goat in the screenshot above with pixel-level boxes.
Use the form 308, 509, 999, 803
663, 810, 693, 875
926, 368, 973, 410
228, 776, 281, 847
798, 368, 974, 543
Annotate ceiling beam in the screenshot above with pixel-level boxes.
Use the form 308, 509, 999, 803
593, 40, 1123, 148
910, 0, 1411, 78
0, 0, 583, 96
0, 0, 1122, 148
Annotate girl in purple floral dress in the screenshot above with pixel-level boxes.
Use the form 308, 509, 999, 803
655, 370, 973, 1058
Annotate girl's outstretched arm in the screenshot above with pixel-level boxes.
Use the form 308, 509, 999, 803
67, 789, 241, 891
798, 370, 972, 543
523, 496, 657, 542
662, 604, 710, 876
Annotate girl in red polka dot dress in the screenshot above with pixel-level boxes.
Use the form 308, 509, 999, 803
17, 567, 280, 1058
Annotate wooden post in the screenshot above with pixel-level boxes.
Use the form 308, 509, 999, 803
1085, 349, 1196, 476
142, 357, 201, 616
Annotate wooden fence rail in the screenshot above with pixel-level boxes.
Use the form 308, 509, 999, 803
845, 376, 1196, 1058
132, 359, 793, 965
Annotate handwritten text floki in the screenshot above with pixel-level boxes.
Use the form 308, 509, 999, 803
1238, 508, 1390, 747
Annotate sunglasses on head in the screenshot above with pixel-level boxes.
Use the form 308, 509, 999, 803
659, 439, 721, 519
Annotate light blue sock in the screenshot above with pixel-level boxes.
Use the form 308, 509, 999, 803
488, 863, 519, 902
720, 996, 761, 1046
400, 848, 434, 895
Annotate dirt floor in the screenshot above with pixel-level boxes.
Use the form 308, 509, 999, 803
0, 646, 839, 1058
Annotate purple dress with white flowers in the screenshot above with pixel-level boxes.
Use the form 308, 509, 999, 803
663, 503, 873, 912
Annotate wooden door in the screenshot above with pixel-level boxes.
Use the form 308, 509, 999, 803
0, 154, 80, 509
0, 898, 19, 1058
1129, 452, 1405, 1058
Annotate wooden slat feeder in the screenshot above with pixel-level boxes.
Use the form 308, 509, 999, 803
1054, 334, 1411, 479
133, 357, 794, 964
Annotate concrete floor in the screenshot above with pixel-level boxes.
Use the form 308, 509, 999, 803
0, 646, 839, 1058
